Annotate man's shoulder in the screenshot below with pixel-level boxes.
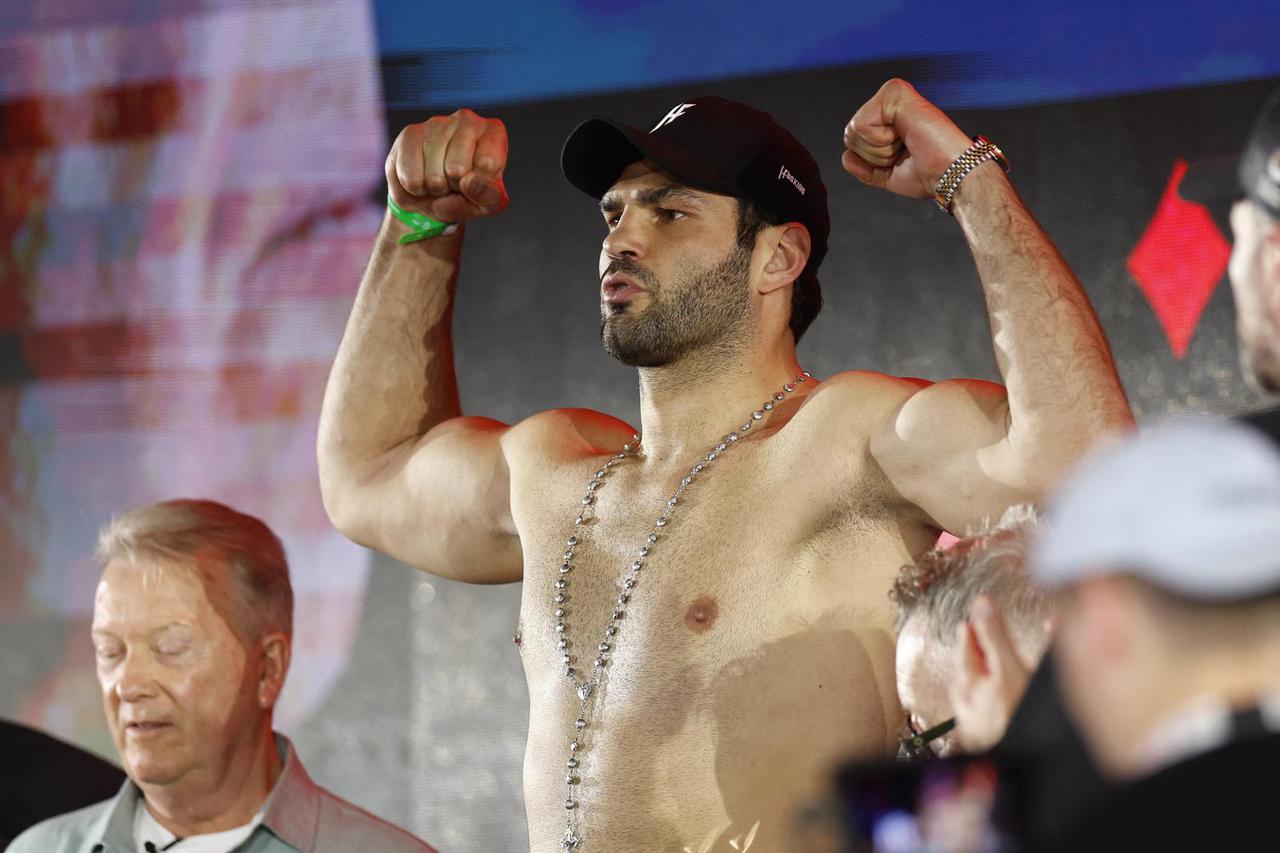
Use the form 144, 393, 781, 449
819, 369, 930, 396
6, 798, 113, 853
806, 370, 1005, 420
504, 407, 635, 457
309, 785, 437, 853
819, 369, 1004, 398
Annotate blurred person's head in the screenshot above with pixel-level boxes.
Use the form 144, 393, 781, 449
91, 499, 293, 798
892, 506, 1052, 757
1033, 422, 1280, 781
1229, 86, 1280, 393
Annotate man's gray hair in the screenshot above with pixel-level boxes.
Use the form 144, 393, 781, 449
890, 504, 1050, 654
96, 499, 293, 640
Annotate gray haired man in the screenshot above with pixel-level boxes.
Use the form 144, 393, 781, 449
891, 506, 1052, 759
7, 499, 436, 853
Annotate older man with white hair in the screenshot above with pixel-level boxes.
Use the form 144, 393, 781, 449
7, 499, 436, 853
891, 506, 1052, 760
1031, 421, 1280, 851
889, 508, 1108, 845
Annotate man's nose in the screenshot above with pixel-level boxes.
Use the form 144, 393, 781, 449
114, 650, 159, 702
602, 210, 646, 260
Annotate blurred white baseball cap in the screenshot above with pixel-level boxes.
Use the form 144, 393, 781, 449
1032, 420, 1280, 600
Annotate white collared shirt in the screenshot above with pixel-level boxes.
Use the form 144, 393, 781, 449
132, 800, 263, 853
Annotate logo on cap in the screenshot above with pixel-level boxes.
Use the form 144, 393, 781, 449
652, 103, 695, 133
779, 165, 806, 195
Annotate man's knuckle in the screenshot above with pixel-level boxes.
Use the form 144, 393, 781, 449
396, 126, 420, 150
454, 109, 485, 131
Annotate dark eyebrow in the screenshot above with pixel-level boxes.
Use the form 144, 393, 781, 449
599, 184, 709, 214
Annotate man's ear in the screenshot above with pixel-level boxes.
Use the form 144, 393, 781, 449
969, 595, 1036, 693
951, 597, 1035, 753
957, 618, 990, 700
759, 223, 811, 295
257, 633, 291, 709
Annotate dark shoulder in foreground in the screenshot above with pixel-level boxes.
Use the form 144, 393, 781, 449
1238, 404, 1280, 448
6, 798, 113, 853
1054, 732, 1280, 853
0, 721, 124, 849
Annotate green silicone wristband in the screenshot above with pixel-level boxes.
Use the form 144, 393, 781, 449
387, 193, 457, 244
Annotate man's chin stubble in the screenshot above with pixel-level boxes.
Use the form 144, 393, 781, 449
600, 318, 671, 368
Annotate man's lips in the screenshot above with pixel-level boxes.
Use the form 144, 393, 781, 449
601, 273, 647, 304
124, 721, 173, 736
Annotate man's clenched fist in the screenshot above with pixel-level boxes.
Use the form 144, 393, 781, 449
387, 108, 509, 223
841, 79, 972, 199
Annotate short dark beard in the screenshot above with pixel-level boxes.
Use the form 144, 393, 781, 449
600, 243, 753, 367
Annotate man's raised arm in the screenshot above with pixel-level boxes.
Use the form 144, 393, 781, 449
318, 109, 522, 582
845, 80, 1134, 533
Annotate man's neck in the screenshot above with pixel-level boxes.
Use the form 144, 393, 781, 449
139, 727, 283, 838
633, 342, 805, 463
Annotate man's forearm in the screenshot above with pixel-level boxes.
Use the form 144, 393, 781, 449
318, 213, 464, 496
954, 165, 1134, 472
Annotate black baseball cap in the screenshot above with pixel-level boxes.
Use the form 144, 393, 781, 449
1239, 85, 1280, 220
561, 96, 829, 271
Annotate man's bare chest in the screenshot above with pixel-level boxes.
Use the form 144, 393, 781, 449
510, 444, 911, 682
511, 440, 914, 849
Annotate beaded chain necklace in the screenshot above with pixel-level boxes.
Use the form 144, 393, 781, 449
552, 372, 811, 850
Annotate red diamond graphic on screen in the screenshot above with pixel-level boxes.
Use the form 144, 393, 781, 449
1127, 160, 1231, 358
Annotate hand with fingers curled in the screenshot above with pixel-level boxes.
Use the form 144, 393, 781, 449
841, 78, 974, 199
386, 108, 510, 226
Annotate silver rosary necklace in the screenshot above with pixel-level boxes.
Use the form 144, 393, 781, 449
553, 372, 811, 850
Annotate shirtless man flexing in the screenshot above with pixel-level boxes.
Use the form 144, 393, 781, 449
318, 80, 1133, 852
